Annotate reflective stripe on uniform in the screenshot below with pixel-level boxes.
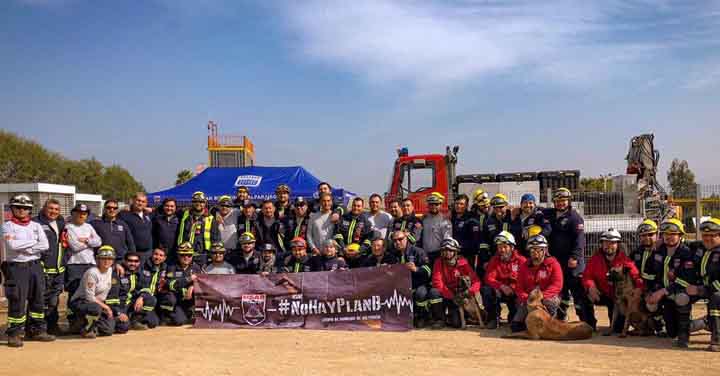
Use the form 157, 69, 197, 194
663, 256, 671, 288
29, 311, 44, 319
106, 298, 120, 305
675, 278, 689, 288
640, 250, 655, 280
7, 315, 27, 324
429, 298, 443, 304
710, 309, 720, 317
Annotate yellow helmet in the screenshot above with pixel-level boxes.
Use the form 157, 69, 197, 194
191, 191, 207, 203
526, 225, 543, 238
553, 188, 572, 201
427, 192, 445, 205
473, 189, 488, 203
637, 219, 658, 235
177, 242, 195, 255
700, 218, 720, 234
490, 194, 509, 208
346, 243, 361, 253
660, 218, 685, 235
218, 195, 233, 206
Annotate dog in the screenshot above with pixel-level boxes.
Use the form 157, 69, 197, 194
504, 289, 592, 340
455, 275, 486, 329
608, 266, 652, 337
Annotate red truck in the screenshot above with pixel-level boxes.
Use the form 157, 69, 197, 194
384, 146, 580, 215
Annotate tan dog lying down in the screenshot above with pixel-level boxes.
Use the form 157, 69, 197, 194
504, 289, 593, 340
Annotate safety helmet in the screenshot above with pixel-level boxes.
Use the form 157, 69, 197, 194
260, 243, 276, 253
440, 237, 461, 252
346, 243, 361, 253
700, 218, 720, 234
490, 194, 509, 208
210, 242, 226, 254
290, 237, 307, 249
660, 218, 685, 235
239, 232, 256, 244
473, 189, 488, 203
191, 191, 207, 203
96, 245, 116, 259
521, 193, 536, 204
494, 231, 516, 247
637, 219, 658, 235
553, 188, 572, 201
600, 228, 622, 242
426, 192, 444, 205
526, 225, 543, 238
236, 186, 249, 194
218, 195, 233, 206
294, 197, 308, 206
276, 184, 291, 194
9, 194, 33, 209
526, 235, 549, 250
177, 242, 195, 255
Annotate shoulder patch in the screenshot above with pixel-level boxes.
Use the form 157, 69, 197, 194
576, 223, 584, 231
697, 249, 704, 257
654, 254, 664, 262
713, 253, 720, 263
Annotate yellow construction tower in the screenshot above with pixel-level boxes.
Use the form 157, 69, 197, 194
207, 121, 255, 168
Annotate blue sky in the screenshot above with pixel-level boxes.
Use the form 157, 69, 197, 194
2, 0, 719, 194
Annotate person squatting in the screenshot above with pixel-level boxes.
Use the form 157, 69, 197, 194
2, 185, 719, 352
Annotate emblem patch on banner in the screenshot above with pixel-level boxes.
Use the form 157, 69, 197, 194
234, 175, 263, 188
241, 294, 267, 326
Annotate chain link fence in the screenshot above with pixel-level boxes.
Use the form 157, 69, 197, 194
670, 184, 720, 239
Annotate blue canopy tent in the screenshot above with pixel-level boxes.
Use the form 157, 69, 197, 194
148, 166, 353, 206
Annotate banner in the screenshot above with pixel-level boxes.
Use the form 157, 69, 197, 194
193, 264, 413, 331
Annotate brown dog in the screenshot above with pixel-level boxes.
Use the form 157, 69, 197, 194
608, 266, 652, 337
504, 289, 592, 340
455, 275, 486, 329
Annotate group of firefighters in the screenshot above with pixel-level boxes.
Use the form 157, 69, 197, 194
2, 182, 720, 353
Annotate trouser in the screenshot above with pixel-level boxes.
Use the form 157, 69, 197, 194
557, 268, 593, 326
588, 294, 625, 333
44, 272, 64, 331
2, 260, 47, 336
65, 263, 94, 299
672, 292, 700, 344
163, 292, 195, 325
511, 295, 560, 332
414, 285, 442, 321
480, 286, 518, 323
68, 298, 115, 336
432, 299, 463, 328
708, 292, 720, 346
128, 295, 159, 328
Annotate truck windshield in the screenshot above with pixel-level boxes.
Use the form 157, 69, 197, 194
400, 161, 435, 195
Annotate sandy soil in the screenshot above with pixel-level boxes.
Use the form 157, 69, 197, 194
0, 306, 716, 376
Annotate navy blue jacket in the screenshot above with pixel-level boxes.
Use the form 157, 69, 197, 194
119, 211, 153, 252
33, 213, 66, 274
543, 207, 585, 276
91, 216, 136, 262
152, 213, 179, 254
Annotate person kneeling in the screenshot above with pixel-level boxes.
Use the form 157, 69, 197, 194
582, 229, 643, 335
511, 235, 563, 333
482, 231, 526, 329
68, 246, 117, 338
431, 238, 480, 329
203, 242, 236, 274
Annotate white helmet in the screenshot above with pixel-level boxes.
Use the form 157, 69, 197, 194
494, 231, 516, 247
600, 228, 622, 242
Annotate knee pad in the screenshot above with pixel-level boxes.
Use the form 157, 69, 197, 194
673, 293, 690, 307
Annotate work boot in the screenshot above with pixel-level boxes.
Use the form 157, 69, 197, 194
431, 320, 446, 330
80, 329, 96, 339
707, 316, 720, 352
485, 319, 498, 330
414, 316, 427, 329
7, 335, 23, 348
25, 331, 56, 342
429, 302, 446, 330
131, 321, 149, 331
67, 318, 84, 335
47, 325, 66, 337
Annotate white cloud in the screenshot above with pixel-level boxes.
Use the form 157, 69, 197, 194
684, 63, 720, 90
283, 0, 720, 90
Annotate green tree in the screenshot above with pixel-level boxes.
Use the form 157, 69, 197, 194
175, 169, 194, 186
667, 158, 696, 197
102, 165, 145, 202
580, 177, 614, 192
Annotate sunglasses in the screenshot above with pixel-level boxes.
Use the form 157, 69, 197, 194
393, 238, 406, 242
126, 259, 140, 263
179, 254, 193, 258
105, 206, 118, 210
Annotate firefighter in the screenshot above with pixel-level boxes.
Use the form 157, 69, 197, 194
284, 197, 311, 245
65, 203, 103, 302
142, 247, 169, 321
362, 236, 398, 267
511, 235, 564, 333
481, 231, 527, 329
152, 198, 180, 262
451, 194, 473, 258
317, 239, 348, 271
645, 218, 703, 348
117, 251, 159, 331
282, 237, 315, 273
256, 200, 288, 263
388, 198, 423, 245
233, 186, 250, 207
258, 243, 279, 275
582, 229, 643, 334
512, 193, 551, 255
233, 232, 261, 274
482, 194, 520, 256
431, 238, 481, 329
470, 188, 490, 217
274, 184, 292, 220
237, 199, 259, 239
333, 197, 373, 268
543, 188, 592, 325
391, 230, 435, 328
91, 199, 136, 270
699, 218, 720, 352
2, 194, 54, 347
630, 219, 665, 335
161, 242, 202, 326
33, 198, 66, 335
421, 193, 452, 265
177, 191, 221, 266
202, 242, 236, 274
67, 245, 117, 339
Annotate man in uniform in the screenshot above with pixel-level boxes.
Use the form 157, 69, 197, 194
33, 199, 66, 335
233, 186, 250, 207
232, 232, 262, 274
630, 219, 665, 335
91, 199, 136, 271
333, 197, 373, 268
152, 198, 180, 263
119, 193, 154, 262
392, 198, 423, 245
284, 197, 311, 243
483, 194, 520, 256
512, 193, 551, 256
431, 238, 480, 329
274, 184, 292, 220
237, 199, 259, 239
645, 219, 702, 347
699, 218, 720, 352
282, 237, 315, 273
256, 200, 288, 262
160, 242, 202, 325
543, 188, 592, 325
177, 191, 221, 266
450, 194, 474, 259
2, 194, 54, 347
481, 231, 526, 329
390, 230, 435, 328
118, 251, 159, 331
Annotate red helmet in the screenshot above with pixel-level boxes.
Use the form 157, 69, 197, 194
290, 237, 307, 249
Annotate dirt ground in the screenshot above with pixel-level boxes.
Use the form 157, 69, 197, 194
0, 305, 717, 376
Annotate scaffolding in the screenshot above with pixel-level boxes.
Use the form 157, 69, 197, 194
207, 121, 255, 168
